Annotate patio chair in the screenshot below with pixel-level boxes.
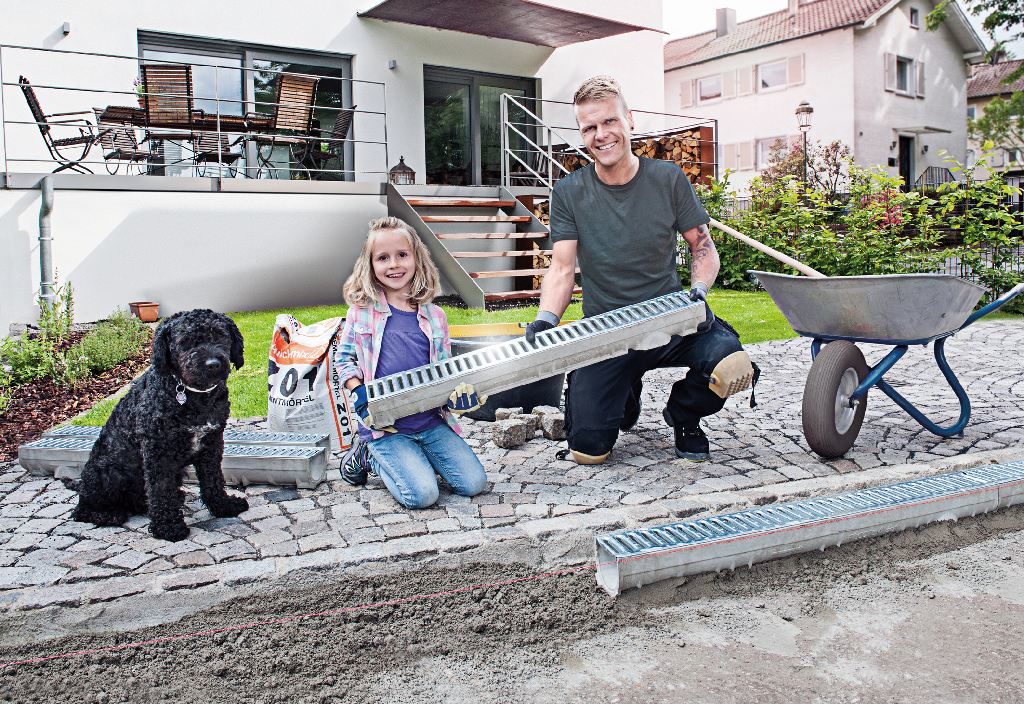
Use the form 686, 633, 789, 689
92, 108, 152, 175
305, 105, 356, 179
18, 76, 99, 174
192, 131, 243, 177
246, 72, 319, 178
139, 64, 197, 171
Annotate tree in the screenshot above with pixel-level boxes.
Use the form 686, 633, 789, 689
969, 91, 1024, 148
760, 138, 853, 198
927, 0, 1023, 80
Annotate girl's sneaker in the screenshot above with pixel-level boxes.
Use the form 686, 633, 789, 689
340, 438, 370, 486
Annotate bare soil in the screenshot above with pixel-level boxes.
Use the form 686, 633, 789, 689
0, 338, 152, 461
1, 505, 1023, 703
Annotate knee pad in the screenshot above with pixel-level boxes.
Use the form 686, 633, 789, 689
708, 350, 755, 399
569, 429, 614, 464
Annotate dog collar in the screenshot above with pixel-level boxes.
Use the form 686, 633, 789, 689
174, 377, 221, 406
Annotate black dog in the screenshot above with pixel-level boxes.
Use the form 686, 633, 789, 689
73, 309, 249, 541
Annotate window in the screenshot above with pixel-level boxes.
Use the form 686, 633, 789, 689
909, 7, 920, 28
1009, 148, 1023, 165
757, 59, 787, 92
756, 136, 786, 170
697, 75, 723, 102
966, 149, 976, 167
967, 105, 976, 120
896, 56, 913, 93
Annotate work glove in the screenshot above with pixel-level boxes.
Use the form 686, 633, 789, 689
689, 282, 716, 334
348, 384, 396, 432
447, 382, 487, 415
525, 310, 560, 345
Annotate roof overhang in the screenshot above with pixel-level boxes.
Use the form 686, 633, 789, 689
358, 0, 662, 48
895, 125, 952, 135
863, 0, 987, 59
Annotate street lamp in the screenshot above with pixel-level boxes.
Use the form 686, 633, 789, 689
795, 101, 813, 192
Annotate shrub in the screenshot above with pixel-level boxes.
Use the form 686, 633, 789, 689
75, 310, 150, 373
0, 335, 51, 385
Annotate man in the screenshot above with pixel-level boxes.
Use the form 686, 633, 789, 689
526, 75, 755, 465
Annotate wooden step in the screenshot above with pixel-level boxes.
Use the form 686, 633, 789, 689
436, 232, 546, 240
485, 287, 582, 302
450, 250, 553, 258
408, 198, 516, 208
422, 215, 531, 223
470, 268, 580, 279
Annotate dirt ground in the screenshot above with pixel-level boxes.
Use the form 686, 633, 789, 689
2, 505, 1023, 704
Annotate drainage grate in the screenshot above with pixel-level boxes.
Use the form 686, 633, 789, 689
366, 291, 705, 427
17, 438, 328, 489
595, 460, 1024, 596
43, 426, 329, 448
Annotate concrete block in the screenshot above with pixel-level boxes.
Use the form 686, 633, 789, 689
494, 407, 524, 421
540, 412, 567, 441
492, 418, 531, 449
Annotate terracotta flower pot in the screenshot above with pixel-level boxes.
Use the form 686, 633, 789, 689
129, 301, 159, 323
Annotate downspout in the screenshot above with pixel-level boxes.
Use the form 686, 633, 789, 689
38, 176, 54, 310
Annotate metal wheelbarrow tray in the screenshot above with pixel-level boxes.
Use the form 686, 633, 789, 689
752, 271, 1024, 459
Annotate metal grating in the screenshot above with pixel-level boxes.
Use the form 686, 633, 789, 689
366, 291, 705, 426
43, 426, 328, 447
596, 460, 1024, 596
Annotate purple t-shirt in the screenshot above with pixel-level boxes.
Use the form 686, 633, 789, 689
362, 306, 444, 440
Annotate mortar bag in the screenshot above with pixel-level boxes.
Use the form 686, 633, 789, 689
267, 314, 355, 451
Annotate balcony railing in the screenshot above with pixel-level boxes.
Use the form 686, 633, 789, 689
0, 43, 388, 182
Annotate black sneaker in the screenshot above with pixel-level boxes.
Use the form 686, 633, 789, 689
340, 438, 370, 486
674, 425, 710, 462
620, 379, 643, 431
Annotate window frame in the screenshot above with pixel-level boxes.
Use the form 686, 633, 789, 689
909, 7, 920, 28
757, 59, 788, 93
967, 105, 977, 120
895, 56, 913, 95
697, 74, 723, 103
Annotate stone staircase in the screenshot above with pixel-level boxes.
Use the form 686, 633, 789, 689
386, 184, 580, 308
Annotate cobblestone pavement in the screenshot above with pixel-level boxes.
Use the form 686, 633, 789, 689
1, 321, 1022, 611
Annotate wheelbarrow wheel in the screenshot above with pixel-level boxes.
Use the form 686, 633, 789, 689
802, 340, 869, 459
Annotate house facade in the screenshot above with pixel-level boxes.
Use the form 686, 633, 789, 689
664, 0, 986, 193
0, 0, 666, 334
966, 59, 1024, 177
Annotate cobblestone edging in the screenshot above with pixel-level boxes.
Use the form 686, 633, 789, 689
1, 322, 1022, 612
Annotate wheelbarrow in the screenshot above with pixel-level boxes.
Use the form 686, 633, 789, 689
709, 219, 1024, 459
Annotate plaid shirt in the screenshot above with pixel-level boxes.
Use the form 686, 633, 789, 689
334, 297, 461, 440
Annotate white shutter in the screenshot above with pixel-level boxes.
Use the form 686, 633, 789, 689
679, 78, 693, 109
737, 66, 754, 95
916, 61, 926, 97
787, 54, 805, 86
884, 53, 896, 92
738, 141, 755, 171
722, 70, 737, 99
722, 142, 737, 171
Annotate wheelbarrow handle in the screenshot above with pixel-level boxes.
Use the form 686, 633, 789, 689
961, 282, 1024, 329
708, 218, 826, 278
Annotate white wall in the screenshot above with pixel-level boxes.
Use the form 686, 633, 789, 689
853, 0, 970, 180
664, 29, 857, 194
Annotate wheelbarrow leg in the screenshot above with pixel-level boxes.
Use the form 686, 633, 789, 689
873, 336, 971, 437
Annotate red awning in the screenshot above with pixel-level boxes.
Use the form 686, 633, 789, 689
358, 0, 661, 48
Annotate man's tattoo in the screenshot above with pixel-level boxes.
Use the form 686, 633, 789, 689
691, 226, 714, 263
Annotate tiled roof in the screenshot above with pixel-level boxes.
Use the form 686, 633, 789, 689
967, 60, 1024, 98
665, 0, 892, 70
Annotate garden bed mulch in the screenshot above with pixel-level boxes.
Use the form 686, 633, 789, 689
0, 339, 153, 462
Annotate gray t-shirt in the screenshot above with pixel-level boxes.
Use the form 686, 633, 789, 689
549, 157, 709, 317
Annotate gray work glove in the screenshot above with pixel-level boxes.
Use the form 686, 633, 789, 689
689, 283, 715, 333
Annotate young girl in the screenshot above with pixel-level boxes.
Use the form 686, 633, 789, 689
334, 216, 488, 509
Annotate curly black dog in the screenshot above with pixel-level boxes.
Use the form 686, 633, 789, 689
73, 309, 249, 541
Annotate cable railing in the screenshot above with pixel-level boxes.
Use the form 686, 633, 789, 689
499, 94, 718, 190
0, 43, 388, 181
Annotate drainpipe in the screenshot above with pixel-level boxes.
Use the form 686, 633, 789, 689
38, 176, 54, 311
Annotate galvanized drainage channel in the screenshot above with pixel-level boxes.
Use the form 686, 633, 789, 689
42, 425, 330, 449
18, 435, 329, 489
595, 461, 1024, 596
366, 291, 705, 427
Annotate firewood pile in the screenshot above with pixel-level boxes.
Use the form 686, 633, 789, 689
553, 127, 713, 184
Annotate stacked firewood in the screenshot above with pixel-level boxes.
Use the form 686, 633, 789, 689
553, 127, 712, 185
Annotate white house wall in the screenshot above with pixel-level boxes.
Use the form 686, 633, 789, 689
853, 0, 969, 179
663, 29, 857, 194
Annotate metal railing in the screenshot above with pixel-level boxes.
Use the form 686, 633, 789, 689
499, 94, 717, 190
0, 43, 389, 181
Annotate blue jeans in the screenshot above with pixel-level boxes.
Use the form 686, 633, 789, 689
365, 423, 487, 509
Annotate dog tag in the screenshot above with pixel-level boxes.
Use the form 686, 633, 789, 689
175, 384, 187, 406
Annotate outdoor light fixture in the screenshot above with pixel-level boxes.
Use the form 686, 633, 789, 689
388, 156, 415, 185
795, 101, 813, 191
62, 22, 71, 36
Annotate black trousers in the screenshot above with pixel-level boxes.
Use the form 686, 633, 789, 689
564, 318, 744, 456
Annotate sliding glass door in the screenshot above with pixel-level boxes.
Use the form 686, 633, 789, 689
423, 67, 535, 185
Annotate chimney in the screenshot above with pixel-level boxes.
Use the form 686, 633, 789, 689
716, 8, 737, 38
788, 0, 800, 15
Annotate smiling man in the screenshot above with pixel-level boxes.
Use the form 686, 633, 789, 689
525, 75, 756, 465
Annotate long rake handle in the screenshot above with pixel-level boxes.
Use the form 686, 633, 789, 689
709, 218, 826, 279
